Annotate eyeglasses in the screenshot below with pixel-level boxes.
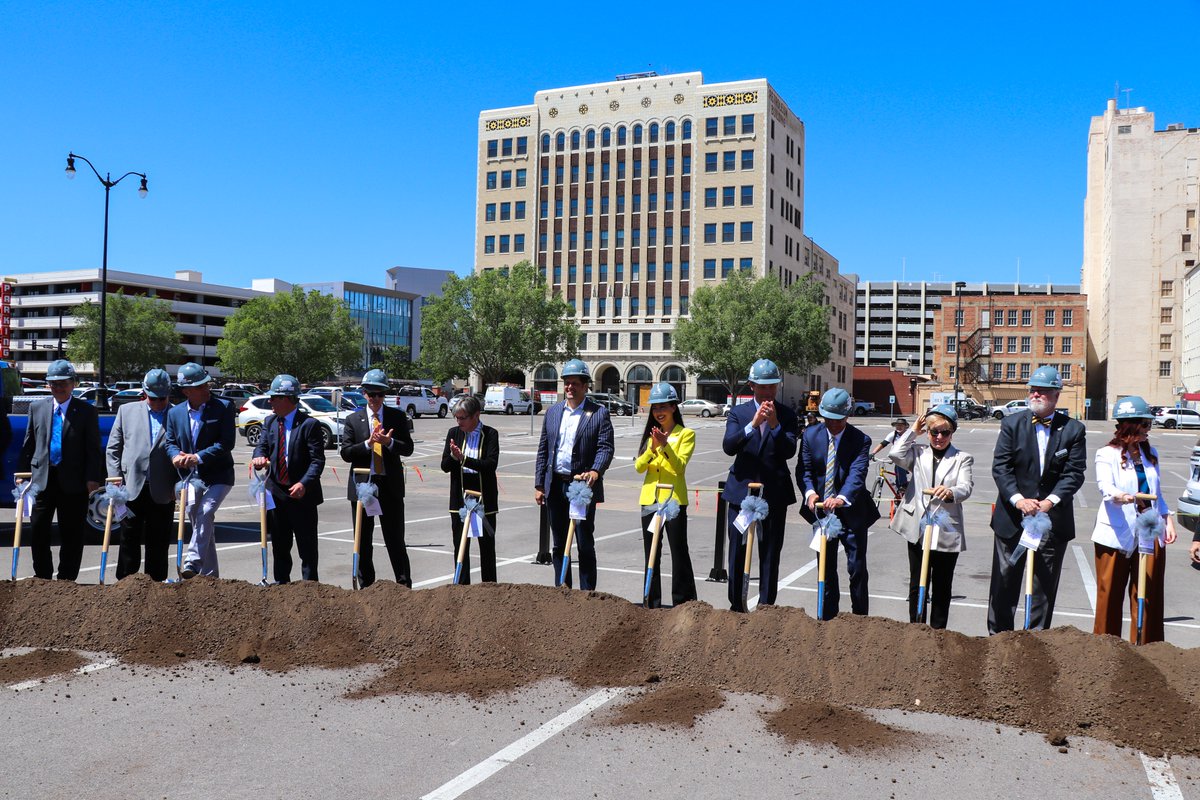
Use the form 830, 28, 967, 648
454, 414, 471, 421
928, 429, 953, 438
365, 392, 385, 398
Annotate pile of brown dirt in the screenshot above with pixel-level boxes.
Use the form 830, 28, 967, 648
764, 701, 918, 751
0, 648, 86, 685
1, 575, 1198, 755
607, 684, 725, 729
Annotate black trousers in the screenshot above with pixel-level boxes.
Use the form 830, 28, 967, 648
450, 509, 497, 584
116, 485, 175, 582
29, 469, 89, 581
270, 498, 319, 583
351, 491, 409, 588
905, 541, 959, 629
987, 533, 1068, 634
726, 508, 787, 611
547, 474, 597, 590
819, 525, 870, 620
640, 508, 696, 607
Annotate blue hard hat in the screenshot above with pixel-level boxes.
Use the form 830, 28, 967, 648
1028, 365, 1063, 390
176, 362, 211, 387
648, 382, 678, 404
1113, 395, 1153, 420
562, 359, 591, 380
747, 358, 781, 385
269, 374, 300, 397
142, 368, 171, 399
361, 368, 388, 391
46, 359, 76, 382
928, 403, 959, 431
819, 388, 853, 420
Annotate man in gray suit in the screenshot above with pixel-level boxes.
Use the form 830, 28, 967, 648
107, 369, 177, 582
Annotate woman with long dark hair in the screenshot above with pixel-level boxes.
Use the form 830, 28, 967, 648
633, 382, 696, 607
1090, 396, 1176, 643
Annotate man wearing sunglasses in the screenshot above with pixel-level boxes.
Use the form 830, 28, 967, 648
987, 365, 1087, 633
339, 369, 414, 587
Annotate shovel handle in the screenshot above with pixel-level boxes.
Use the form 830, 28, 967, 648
1133, 492, 1157, 502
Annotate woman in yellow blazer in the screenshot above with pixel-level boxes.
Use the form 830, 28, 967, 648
634, 382, 697, 607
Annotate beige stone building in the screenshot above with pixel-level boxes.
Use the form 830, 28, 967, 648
474, 71, 852, 407
1082, 99, 1200, 416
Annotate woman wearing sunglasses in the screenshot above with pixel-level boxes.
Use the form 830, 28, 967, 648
633, 382, 696, 607
1091, 396, 1175, 643
440, 395, 500, 583
887, 403, 974, 628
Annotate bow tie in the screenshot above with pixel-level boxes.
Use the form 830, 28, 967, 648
1032, 415, 1053, 427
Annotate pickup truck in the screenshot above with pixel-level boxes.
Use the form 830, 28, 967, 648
851, 400, 875, 416
390, 385, 449, 419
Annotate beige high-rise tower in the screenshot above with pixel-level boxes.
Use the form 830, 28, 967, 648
474, 71, 853, 406
1082, 98, 1200, 415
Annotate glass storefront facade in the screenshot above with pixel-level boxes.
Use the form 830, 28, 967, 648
307, 282, 413, 370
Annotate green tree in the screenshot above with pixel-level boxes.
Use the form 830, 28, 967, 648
673, 269, 832, 400
419, 261, 578, 389
372, 345, 422, 381
216, 286, 362, 384
66, 291, 185, 381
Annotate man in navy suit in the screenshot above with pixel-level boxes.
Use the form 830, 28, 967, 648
722, 358, 800, 611
164, 362, 236, 578
17, 359, 103, 581
798, 387, 879, 619
252, 374, 326, 583
534, 359, 614, 589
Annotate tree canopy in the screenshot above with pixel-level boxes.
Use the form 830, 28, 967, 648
419, 261, 579, 388
372, 345, 422, 381
216, 286, 362, 384
66, 291, 185, 381
673, 269, 832, 399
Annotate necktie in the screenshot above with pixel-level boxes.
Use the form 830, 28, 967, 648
371, 414, 385, 475
50, 406, 63, 466
277, 417, 290, 485
190, 410, 201, 448
1031, 415, 1053, 427
824, 434, 837, 499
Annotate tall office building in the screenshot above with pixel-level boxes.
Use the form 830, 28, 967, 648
1082, 99, 1200, 414
475, 71, 852, 406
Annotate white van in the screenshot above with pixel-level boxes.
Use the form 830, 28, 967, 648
484, 385, 535, 415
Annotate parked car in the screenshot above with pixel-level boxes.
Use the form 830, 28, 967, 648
110, 388, 146, 408
948, 398, 990, 420
217, 387, 256, 403
1177, 457, 1200, 534
391, 385, 449, 419
484, 385, 538, 415
587, 392, 634, 416
678, 398, 724, 418
992, 399, 1029, 420
1154, 408, 1200, 429
235, 394, 347, 448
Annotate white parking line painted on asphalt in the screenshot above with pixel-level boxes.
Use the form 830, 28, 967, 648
1139, 753, 1184, 800
419, 687, 627, 800
8, 658, 118, 692
1072, 544, 1098, 613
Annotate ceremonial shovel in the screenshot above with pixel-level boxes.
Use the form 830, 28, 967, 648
1133, 492, 1159, 645
10, 472, 31, 581
642, 483, 674, 608
351, 468, 371, 590
741, 482, 763, 612
97, 477, 124, 585
915, 489, 942, 625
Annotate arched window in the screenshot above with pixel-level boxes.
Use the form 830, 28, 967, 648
570, 131, 580, 150
586, 129, 596, 148
660, 365, 686, 383
633, 124, 643, 144
617, 125, 627, 146
627, 364, 653, 383
649, 122, 659, 143
601, 127, 611, 147
681, 120, 692, 140
541, 133, 551, 152
534, 364, 558, 382
556, 132, 566, 150
665, 122, 676, 142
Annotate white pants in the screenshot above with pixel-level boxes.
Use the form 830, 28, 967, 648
183, 484, 231, 577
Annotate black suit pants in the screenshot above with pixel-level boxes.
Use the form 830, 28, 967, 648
819, 524, 870, 620
352, 491, 409, 588
987, 533, 1067, 633
117, 485, 174, 582
726, 508, 787, 611
29, 468, 89, 581
450, 509, 497, 584
905, 541, 959, 629
547, 474, 597, 590
271, 497, 319, 583
641, 508, 696, 608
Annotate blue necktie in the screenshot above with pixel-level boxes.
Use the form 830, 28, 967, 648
50, 406, 63, 466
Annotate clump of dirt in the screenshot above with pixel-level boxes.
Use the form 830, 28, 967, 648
607, 684, 725, 728
764, 701, 918, 752
0, 648, 86, 685
2, 575, 1199, 756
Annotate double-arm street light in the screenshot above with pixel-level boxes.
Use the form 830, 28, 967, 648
65, 152, 148, 408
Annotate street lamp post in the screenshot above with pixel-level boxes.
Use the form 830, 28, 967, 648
65, 153, 147, 408
953, 281, 967, 403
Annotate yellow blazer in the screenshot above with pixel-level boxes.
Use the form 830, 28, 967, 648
633, 426, 695, 505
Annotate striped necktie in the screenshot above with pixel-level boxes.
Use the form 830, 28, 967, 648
824, 433, 837, 499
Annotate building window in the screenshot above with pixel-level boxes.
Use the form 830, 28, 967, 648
500, 202, 511, 221
631, 297, 640, 316
1162, 280, 1175, 297
723, 115, 736, 136
947, 365, 956, 379
703, 259, 716, 279
993, 309, 1004, 327
723, 186, 735, 207
1044, 309, 1055, 326
705, 117, 718, 137
633, 124, 643, 144
741, 113, 754, 134
704, 187, 717, 208
1184, 234, 1193, 252
485, 203, 496, 222
721, 258, 733, 277
1062, 308, 1073, 326
682, 155, 691, 175
647, 297, 655, 315
1159, 361, 1172, 378
1006, 363, 1016, 381
517, 136, 527, 155
741, 185, 753, 206
739, 257, 752, 272
665, 191, 674, 211
680, 261, 689, 280
946, 336, 957, 353
1006, 336, 1016, 353
665, 122, 676, 142
1021, 309, 1031, 326
1161, 333, 1173, 350
614, 298, 622, 316
1043, 336, 1053, 354
1020, 336, 1031, 354
1118, 124, 1132, 134
501, 138, 513, 157
682, 120, 692, 140
705, 153, 718, 173
515, 201, 526, 220
514, 234, 525, 253
954, 309, 964, 327
722, 222, 735, 243
597, 332, 607, 350
1060, 364, 1072, 381
486, 140, 498, 158
663, 298, 672, 317
723, 151, 736, 171
740, 221, 753, 242
704, 224, 717, 244
993, 336, 1003, 353
1008, 310, 1018, 326
486, 171, 497, 190
483, 236, 495, 254
1020, 363, 1031, 381
1061, 336, 1071, 354
741, 149, 754, 169
1161, 307, 1173, 323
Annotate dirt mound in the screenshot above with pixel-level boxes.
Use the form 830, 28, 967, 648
764, 701, 918, 751
1, 575, 1198, 755
607, 684, 725, 729
0, 648, 86, 685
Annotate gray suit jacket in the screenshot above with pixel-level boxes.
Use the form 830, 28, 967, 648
106, 400, 177, 504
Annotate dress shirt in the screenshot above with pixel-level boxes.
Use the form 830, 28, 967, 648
742, 399, 781, 438
1009, 412, 1061, 507
555, 402, 586, 474
187, 404, 205, 463
148, 405, 166, 442
279, 408, 298, 466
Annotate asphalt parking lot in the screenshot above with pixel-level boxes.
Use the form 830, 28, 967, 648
4, 411, 1199, 798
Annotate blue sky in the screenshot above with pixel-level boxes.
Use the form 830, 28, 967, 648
2, 1, 1197, 290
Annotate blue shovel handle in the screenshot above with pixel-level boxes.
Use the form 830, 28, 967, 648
916, 587, 927, 619
99, 552, 108, 585
11, 549, 19, 582
260, 547, 268, 582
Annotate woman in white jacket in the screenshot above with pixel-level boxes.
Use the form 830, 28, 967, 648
1091, 396, 1176, 643
888, 404, 974, 628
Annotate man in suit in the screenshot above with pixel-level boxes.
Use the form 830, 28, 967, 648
339, 369, 413, 587
441, 394, 499, 583
252, 374, 326, 583
799, 387, 879, 619
722, 359, 800, 611
107, 368, 176, 581
17, 359, 103, 581
534, 359, 614, 589
164, 362, 236, 578
988, 365, 1087, 633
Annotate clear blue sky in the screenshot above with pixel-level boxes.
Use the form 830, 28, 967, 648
2, 1, 1197, 289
